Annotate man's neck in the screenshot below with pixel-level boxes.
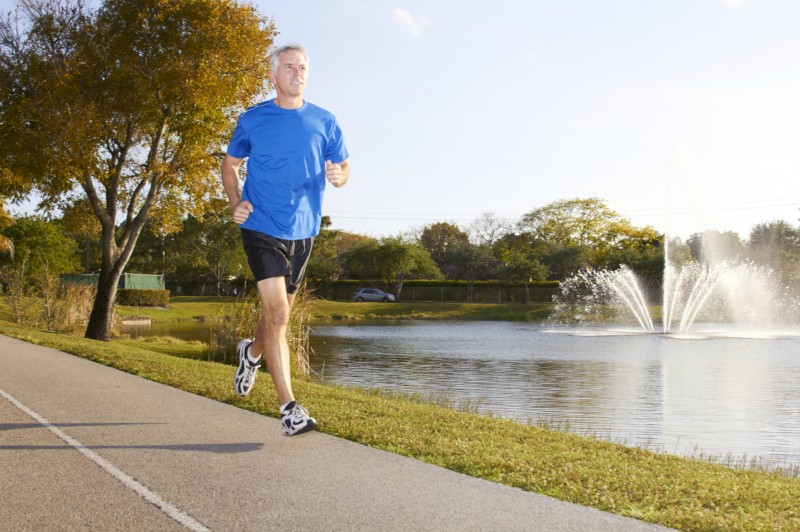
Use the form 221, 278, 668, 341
273, 95, 304, 109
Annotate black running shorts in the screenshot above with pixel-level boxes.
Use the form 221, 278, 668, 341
240, 228, 314, 294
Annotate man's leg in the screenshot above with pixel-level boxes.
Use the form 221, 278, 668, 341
249, 280, 315, 435
249, 277, 295, 405
234, 232, 316, 434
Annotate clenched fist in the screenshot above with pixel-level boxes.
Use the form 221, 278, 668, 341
325, 160, 348, 187
231, 199, 254, 225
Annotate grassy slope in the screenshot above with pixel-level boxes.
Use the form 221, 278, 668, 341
114, 298, 555, 324
1, 318, 799, 530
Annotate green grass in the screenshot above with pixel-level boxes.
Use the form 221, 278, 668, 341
115, 296, 554, 324
1, 319, 799, 530
310, 300, 554, 321
115, 295, 240, 322
117, 335, 210, 360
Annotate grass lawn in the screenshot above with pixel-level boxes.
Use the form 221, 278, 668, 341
310, 299, 554, 321
115, 295, 240, 322
1, 309, 799, 530
115, 297, 556, 324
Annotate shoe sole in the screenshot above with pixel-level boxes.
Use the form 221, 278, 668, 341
234, 340, 256, 396
282, 419, 318, 437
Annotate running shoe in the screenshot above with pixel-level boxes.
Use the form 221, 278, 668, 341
280, 401, 318, 436
233, 339, 258, 396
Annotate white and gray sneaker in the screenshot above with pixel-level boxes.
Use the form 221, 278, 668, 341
233, 339, 259, 396
280, 401, 318, 436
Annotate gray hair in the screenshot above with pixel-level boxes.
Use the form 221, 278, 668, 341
269, 43, 309, 73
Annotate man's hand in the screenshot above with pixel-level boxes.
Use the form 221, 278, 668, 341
231, 199, 254, 225
325, 160, 348, 187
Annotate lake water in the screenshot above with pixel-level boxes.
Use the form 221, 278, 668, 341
121, 318, 800, 470
309, 320, 800, 470
121, 320, 214, 342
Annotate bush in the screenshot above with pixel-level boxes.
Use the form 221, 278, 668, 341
57, 283, 96, 331
117, 289, 169, 307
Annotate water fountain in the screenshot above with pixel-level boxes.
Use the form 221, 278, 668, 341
554, 258, 795, 334
554, 146, 799, 334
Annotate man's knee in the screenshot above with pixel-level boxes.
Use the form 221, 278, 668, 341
263, 302, 291, 329
257, 277, 292, 328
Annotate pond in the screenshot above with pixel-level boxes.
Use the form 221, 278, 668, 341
121, 319, 214, 342
120, 318, 800, 470
308, 320, 800, 470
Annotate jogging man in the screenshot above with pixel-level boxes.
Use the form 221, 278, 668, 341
221, 43, 349, 436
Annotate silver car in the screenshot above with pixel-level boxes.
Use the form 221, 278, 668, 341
352, 288, 395, 302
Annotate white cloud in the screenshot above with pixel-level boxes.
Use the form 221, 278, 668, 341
392, 8, 430, 36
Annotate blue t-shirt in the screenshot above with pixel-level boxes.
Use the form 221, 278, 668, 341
227, 99, 349, 239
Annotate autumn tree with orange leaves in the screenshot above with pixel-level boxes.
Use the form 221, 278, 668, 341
0, 0, 275, 339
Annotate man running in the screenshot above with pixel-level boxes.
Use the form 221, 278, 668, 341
221, 43, 349, 436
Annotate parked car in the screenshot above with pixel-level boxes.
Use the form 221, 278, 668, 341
352, 288, 395, 302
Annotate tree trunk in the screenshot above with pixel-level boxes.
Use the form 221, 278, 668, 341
84, 220, 135, 341
85, 267, 123, 341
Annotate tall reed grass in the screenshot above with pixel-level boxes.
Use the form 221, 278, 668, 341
1, 262, 96, 332
209, 283, 313, 377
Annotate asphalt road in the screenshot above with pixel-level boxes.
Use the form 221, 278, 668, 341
0, 334, 670, 531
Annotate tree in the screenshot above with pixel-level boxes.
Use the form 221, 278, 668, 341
59, 199, 102, 273
345, 237, 442, 298
520, 198, 619, 250
494, 233, 547, 276
0, 215, 79, 281
184, 202, 250, 293
747, 221, 800, 280
597, 220, 663, 281
0, 215, 80, 326
469, 211, 511, 247
493, 235, 548, 303
307, 217, 374, 282
519, 197, 662, 278
0, 201, 13, 257
665, 237, 692, 268
127, 201, 249, 292
125, 221, 168, 275
343, 240, 380, 280
419, 222, 469, 278
0, 0, 275, 339
686, 230, 744, 264
447, 241, 497, 281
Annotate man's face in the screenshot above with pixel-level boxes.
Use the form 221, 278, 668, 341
271, 50, 308, 98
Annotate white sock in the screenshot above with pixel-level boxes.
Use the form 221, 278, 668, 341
246, 344, 261, 365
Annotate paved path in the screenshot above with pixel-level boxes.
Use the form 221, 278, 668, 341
0, 334, 670, 531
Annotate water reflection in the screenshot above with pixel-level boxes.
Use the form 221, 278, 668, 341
120, 320, 212, 342
309, 321, 800, 468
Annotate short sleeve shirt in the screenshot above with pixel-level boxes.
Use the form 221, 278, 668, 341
227, 100, 349, 239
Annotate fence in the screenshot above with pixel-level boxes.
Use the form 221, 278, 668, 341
59, 273, 165, 290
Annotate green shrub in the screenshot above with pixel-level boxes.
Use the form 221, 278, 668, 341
117, 289, 169, 307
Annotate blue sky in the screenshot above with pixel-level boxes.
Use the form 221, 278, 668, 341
4, 0, 800, 240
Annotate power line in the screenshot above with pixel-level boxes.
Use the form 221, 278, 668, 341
327, 198, 800, 223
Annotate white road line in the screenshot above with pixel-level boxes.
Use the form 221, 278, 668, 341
0, 388, 210, 532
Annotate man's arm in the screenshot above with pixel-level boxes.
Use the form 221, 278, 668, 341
325, 159, 350, 188
221, 154, 254, 224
